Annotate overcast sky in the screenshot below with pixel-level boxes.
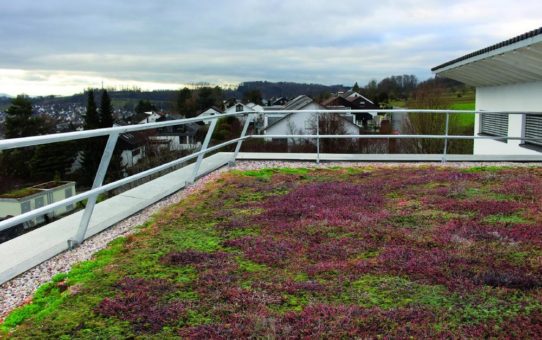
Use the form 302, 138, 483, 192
0, 0, 541, 96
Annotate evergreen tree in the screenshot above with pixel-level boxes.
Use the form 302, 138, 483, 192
5, 95, 49, 138
99, 89, 114, 128
176, 87, 192, 115
352, 82, 360, 93
3, 95, 53, 178
80, 90, 102, 186
84, 89, 100, 130
134, 99, 156, 114
242, 90, 262, 105
99, 89, 124, 182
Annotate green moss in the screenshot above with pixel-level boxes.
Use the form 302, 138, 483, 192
237, 257, 268, 273
483, 214, 531, 224
508, 251, 530, 264
161, 224, 221, 253
0, 187, 41, 199
355, 250, 380, 259
462, 166, 508, 173
224, 226, 261, 239
293, 272, 309, 282
449, 289, 542, 326
343, 275, 452, 310
236, 167, 309, 180
1, 237, 127, 332
185, 310, 213, 326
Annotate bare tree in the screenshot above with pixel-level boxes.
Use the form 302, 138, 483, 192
308, 113, 356, 153
402, 81, 471, 154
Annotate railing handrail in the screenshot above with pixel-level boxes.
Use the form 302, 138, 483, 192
2, 109, 542, 151
260, 109, 542, 114
1, 108, 541, 239
0, 111, 251, 151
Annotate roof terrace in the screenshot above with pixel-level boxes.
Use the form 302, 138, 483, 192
0, 107, 541, 337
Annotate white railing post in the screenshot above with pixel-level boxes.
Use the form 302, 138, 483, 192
231, 113, 252, 165
69, 132, 119, 247
316, 112, 320, 164
442, 111, 450, 163
188, 117, 218, 184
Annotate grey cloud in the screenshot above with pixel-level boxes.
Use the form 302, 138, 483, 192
0, 0, 541, 95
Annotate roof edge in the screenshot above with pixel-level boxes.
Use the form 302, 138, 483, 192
432, 27, 542, 72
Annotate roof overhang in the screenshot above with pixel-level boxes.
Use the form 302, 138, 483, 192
432, 27, 542, 87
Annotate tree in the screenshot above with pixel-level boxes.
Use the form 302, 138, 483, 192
242, 89, 262, 105
309, 113, 354, 153
98, 89, 124, 182
2, 95, 54, 178
403, 81, 471, 154
5, 95, 50, 138
134, 99, 156, 115
84, 89, 100, 130
99, 89, 114, 128
176, 87, 192, 116
352, 82, 360, 93
80, 90, 103, 186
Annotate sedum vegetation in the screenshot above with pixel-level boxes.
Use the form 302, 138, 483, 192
2, 166, 542, 338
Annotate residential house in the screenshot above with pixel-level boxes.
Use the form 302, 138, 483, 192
118, 132, 147, 168
432, 27, 542, 155
322, 91, 379, 127
270, 97, 289, 106
199, 106, 223, 125
152, 114, 200, 151
264, 95, 359, 142
138, 111, 162, 124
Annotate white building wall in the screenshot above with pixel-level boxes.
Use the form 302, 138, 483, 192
474, 81, 542, 155
265, 103, 359, 141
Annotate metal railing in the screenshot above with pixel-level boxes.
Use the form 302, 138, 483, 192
0, 109, 541, 246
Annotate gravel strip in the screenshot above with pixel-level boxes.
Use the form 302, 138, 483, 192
1, 160, 540, 319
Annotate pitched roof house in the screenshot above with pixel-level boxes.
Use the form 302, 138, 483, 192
264, 95, 359, 141
322, 92, 378, 126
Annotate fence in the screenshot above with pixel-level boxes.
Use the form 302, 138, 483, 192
0, 109, 541, 246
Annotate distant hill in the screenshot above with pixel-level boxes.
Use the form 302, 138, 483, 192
18, 81, 351, 112
233, 81, 349, 99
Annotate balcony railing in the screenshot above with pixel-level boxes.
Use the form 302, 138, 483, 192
0, 109, 541, 247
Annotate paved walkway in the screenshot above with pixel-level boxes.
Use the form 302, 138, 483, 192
0, 153, 232, 284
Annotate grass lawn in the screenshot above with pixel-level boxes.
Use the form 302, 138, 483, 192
2, 166, 542, 338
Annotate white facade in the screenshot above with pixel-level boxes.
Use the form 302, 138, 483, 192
474, 81, 542, 155
138, 111, 161, 124
432, 28, 542, 156
120, 147, 145, 168
148, 135, 200, 152
265, 102, 359, 141
199, 107, 223, 124
0, 181, 77, 227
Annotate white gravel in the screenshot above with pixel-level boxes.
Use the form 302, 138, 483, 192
1, 160, 540, 320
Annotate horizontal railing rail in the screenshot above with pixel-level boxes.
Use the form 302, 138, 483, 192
0, 109, 541, 246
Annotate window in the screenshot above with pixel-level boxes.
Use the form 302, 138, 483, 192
65, 188, 73, 197
132, 148, 141, 157
35, 197, 45, 223
65, 188, 74, 211
235, 104, 243, 112
21, 201, 31, 213
35, 197, 44, 208
525, 114, 542, 147
480, 113, 509, 141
